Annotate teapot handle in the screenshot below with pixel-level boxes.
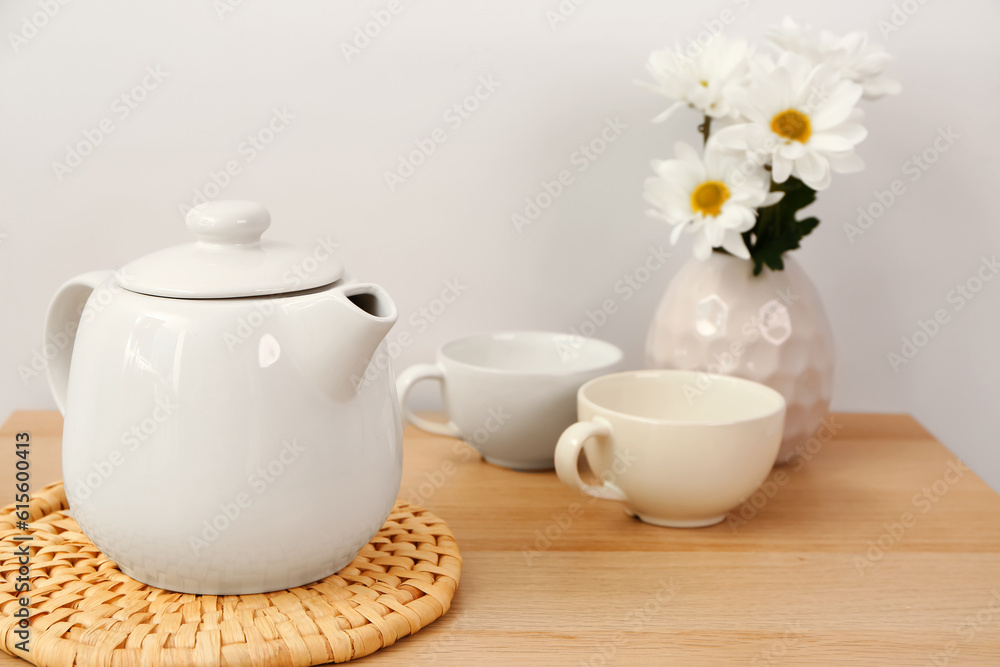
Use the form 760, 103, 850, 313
44, 270, 115, 414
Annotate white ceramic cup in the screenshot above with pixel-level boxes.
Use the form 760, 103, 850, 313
555, 370, 786, 527
396, 332, 623, 470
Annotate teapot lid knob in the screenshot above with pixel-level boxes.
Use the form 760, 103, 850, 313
186, 200, 270, 245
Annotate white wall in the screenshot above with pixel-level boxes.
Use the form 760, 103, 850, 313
2, 1, 998, 488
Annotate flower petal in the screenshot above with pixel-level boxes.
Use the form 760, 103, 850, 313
828, 150, 866, 174
763, 191, 785, 206
825, 122, 868, 146
713, 123, 754, 150
651, 100, 687, 123
772, 155, 793, 183
808, 133, 855, 152
730, 87, 770, 124
674, 141, 703, 167
781, 52, 814, 96
721, 229, 751, 259
670, 219, 688, 244
795, 151, 832, 190
692, 233, 712, 260
713, 207, 742, 231
810, 80, 863, 129
652, 159, 703, 191
862, 76, 902, 100
796, 151, 829, 185
778, 140, 807, 160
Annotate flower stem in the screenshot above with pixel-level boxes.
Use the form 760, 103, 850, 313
698, 115, 712, 145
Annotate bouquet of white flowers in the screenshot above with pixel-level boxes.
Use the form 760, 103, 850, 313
641, 18, 899, 274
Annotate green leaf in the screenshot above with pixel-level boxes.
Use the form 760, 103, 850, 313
742, 176, 820, 275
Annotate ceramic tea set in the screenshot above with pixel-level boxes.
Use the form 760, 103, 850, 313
46, 201, 785, 595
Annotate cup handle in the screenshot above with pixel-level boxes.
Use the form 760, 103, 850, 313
555, 418, 627, 501
395, 363, 463, 438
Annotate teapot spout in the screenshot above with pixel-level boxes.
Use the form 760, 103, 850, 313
284, 282, 397, 402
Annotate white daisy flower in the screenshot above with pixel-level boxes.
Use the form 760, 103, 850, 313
639, 36, 753, 122
644, 140, 782, 261
713, 52, 868, 191
768, 17, 901, 100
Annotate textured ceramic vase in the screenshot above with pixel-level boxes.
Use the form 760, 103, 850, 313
645, 252, 834, 464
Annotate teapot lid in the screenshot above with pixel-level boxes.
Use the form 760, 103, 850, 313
118, 201, 344, 298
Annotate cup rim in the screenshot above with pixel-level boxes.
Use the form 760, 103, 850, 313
578, 369, 786, 427
438, 331, 623, 377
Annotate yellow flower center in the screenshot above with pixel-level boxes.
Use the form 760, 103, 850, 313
699, 79, 708, 87
690, 180, 730, 217
770, 109, 812, 143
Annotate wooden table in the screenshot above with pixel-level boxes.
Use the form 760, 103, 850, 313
2, 411, 1000, 666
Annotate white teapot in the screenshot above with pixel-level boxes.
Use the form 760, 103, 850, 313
45, 200, 402, 594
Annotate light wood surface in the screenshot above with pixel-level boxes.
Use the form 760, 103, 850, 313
2, 411, 1000, 666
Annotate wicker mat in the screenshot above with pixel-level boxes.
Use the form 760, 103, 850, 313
0, 481, 461, 666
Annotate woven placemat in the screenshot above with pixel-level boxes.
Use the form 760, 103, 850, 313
0, 481, 461, 666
